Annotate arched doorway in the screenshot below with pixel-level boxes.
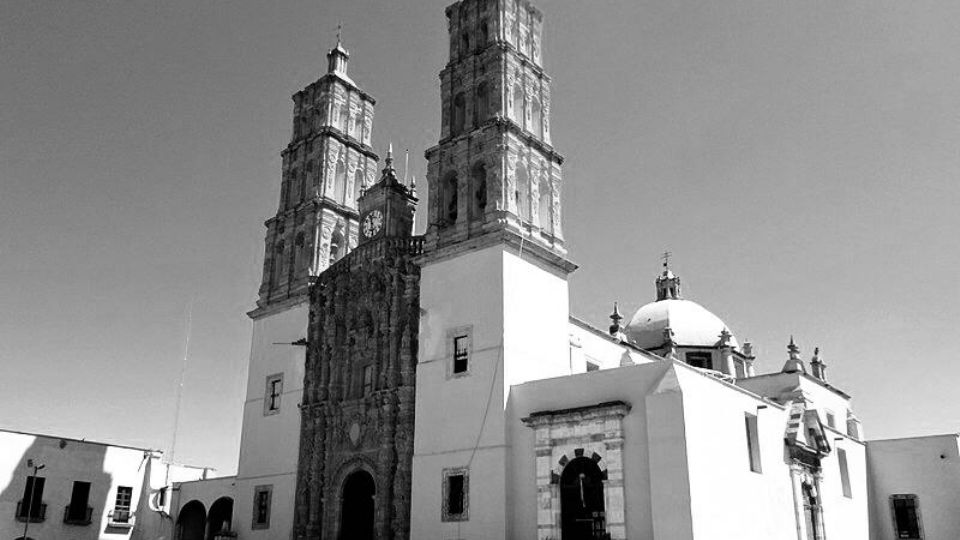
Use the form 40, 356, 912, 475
176, 500, 206, 540
339, 470, 375, 540
206, 497, 234, 540
560, 457, 606, 540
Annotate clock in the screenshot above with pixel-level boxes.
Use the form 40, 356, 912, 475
361, 209, 384, 238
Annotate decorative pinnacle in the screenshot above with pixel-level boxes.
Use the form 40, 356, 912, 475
385, 143, 394, 168
610, 302, 622, 323
661, 250, 672, 272
336, 22, 343, 45
788, 336, 800, 359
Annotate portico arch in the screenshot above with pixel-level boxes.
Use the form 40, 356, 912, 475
176, 500, 206, 540
339, 469, 376, 540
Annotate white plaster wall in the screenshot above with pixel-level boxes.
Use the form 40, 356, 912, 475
0, 430, 199, 540
413, 246, 507, 539
412, 244, 573, 540
235, 303, 307, 540
676, 368, 800, 540
867, 435, 960, 540
567, 318, 655, 372
507, 361, 673, 540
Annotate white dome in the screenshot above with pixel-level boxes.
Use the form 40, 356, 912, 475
624, 299, 738, 350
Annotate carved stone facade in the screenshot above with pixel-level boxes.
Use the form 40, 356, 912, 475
424, 0, 565, 258
293, 154, 422, 540
252, 40, 379, 317
523, 401, 631, 540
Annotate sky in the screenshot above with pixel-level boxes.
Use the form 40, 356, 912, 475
1, 0, 958, 475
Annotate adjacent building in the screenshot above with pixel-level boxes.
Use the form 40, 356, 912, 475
0, 428, 206, 540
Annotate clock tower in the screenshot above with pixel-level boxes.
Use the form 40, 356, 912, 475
357, 145, 418, 244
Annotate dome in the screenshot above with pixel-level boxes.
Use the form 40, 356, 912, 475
623, 298, 738, 350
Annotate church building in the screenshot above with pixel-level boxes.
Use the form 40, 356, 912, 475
166, 1, 952, 540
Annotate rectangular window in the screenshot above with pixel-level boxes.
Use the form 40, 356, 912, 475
891, 495, 922, 539
362, 365, 374, 396
745, 413, 762, 473
838, 448, 852, 498
18, 475, 46, 521
264, 373, 283, 415
686, 351, 712, 369
453, 334, 470, 375
252, 485, 272, 529
66, 480, 92, 523
825, 410, 836, 429
442, 468, 469, 521
113, 486, 133, 523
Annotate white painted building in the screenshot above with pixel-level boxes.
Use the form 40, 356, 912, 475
0, 428, 206, 540
867, 434, 960, 540
166, 1, 959, 539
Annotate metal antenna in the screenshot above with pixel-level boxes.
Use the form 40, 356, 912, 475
403, 149, 410, 185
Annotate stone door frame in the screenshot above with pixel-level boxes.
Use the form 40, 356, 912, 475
523, 401, 631, 540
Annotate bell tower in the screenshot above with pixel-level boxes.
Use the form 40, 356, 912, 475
412, 2, 575, 538
236, 36, 379, 540
423, 0, 566, 263
252, 37, 380, 317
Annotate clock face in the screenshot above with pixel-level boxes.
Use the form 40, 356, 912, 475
362, 209, 384, 238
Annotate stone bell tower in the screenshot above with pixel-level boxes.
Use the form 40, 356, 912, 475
423, 0, 565, 259
253, 37, 379, 316
412, 1, 575, 538
236, 36, 380, 540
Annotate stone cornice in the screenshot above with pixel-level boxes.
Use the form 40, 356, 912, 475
417, 227, 577, 276
283, 127, 379, 161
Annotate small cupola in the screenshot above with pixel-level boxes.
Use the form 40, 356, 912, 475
327, 27, 350, 76
655, 253, 681, 301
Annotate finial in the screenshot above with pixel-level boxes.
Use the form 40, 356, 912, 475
718, 328, 732, 348
782, 336, 806, 374
608, 302, 624, 339
663, 326, 678, 359
810, 347, 827, 381
410, 174, 416, 190
610, 302, 622, 322
336, 22, 343, 45
385, 143, 394, 168
655, 253, 681, 301
661, 250, 672, 272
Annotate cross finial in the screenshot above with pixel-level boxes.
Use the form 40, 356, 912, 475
336, 22, 343, 45
661, 250, 672, 271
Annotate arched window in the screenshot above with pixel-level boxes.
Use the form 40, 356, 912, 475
442, 172, 459, 226
511, 83, 524, 124
474, 82, 489, 126
352, 167, 364, 207
560, 457, 606, 539
272, 242, 285, 286
515, 163, 530, 221
470, 163, 487, 220
530, 96, 542, 138
452, 93, 466, 136
294, 232, 305, 275
288, 169, 299, 207
340, 102, 350, 133
329, 226, 345, 263
479, 21, 489, 48
334, 159, 347, 204
538, 178, 552, 233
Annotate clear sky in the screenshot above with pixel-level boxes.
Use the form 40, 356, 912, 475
2, 0, 958, 474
